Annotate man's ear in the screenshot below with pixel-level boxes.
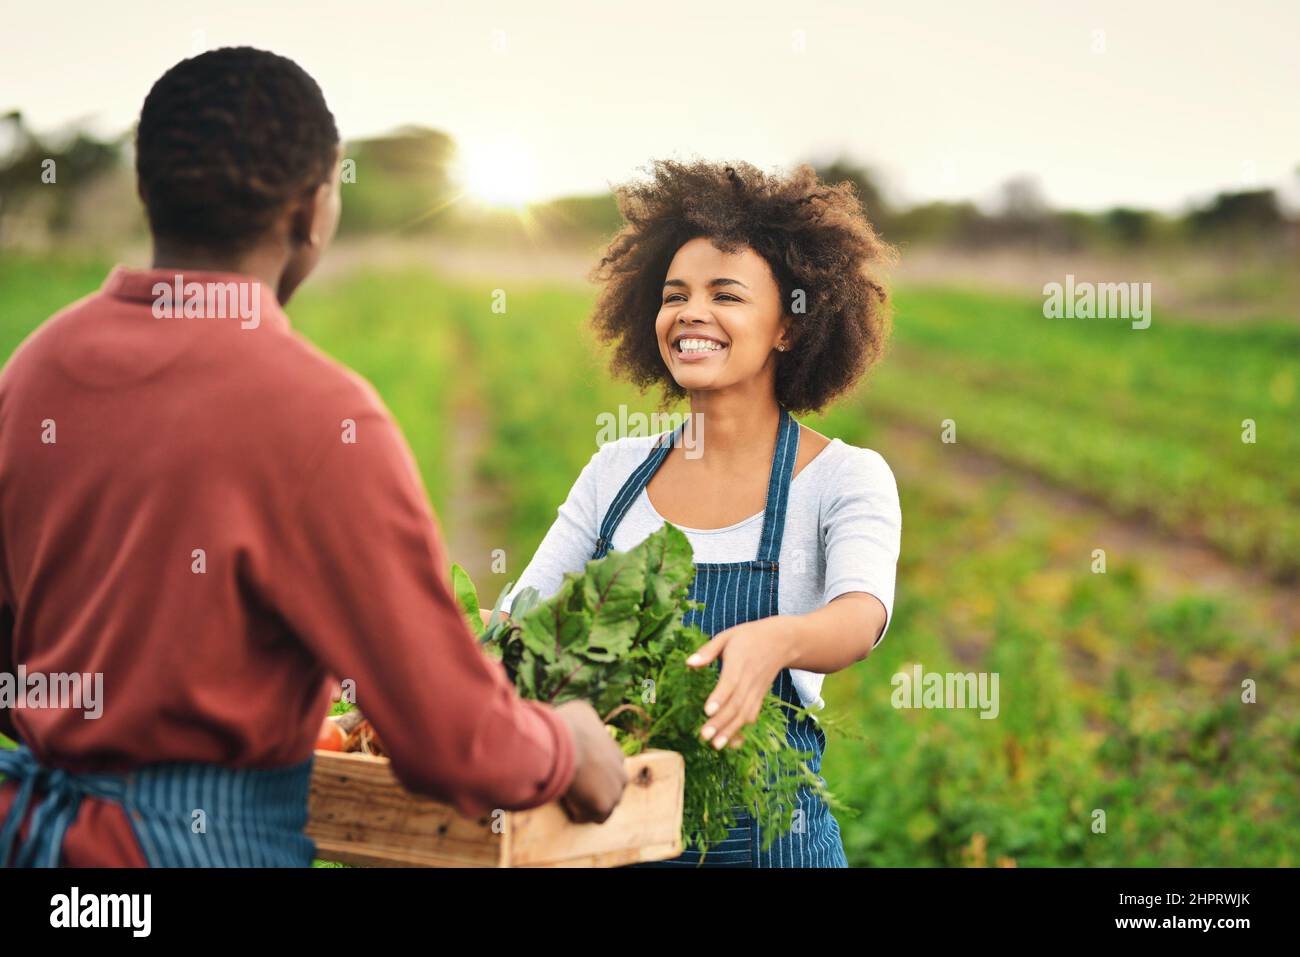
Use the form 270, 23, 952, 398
288, 181, 332, 248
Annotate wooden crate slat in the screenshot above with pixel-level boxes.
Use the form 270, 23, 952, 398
308, 748, 683, 868
507, 749, 683, 867
308, 751, 503, 866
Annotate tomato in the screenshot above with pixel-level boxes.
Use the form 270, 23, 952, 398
315, 716, 345, 751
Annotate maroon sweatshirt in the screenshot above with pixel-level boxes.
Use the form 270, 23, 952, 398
0, 266, 574, 865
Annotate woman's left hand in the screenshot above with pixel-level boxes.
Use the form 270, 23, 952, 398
687, 617, 799, 750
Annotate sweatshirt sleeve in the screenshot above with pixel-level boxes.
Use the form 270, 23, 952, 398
264, 404, 575, 819
0, 600, 15, 743
822, 446, 902, 648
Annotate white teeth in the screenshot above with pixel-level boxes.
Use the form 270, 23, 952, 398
677, 338, 725, 353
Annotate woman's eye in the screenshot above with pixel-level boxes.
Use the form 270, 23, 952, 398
662, 292, 740, 304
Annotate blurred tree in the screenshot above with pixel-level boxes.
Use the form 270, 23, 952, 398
988, 175, 1059, 248
1102, 207, 1154, 246
0, 112, 124, 243
529, 193, 623, 241
999, 174, 1048, 220
814, 157, 893, 234
1186, 189, 1285, 241
890, 200, 987, 248
1052, 210, 1100, 251
338, 125, 457, 234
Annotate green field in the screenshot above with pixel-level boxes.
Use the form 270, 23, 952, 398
2, 254, 1296, 866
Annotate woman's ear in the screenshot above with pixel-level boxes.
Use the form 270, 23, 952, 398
776, 315, 797, 352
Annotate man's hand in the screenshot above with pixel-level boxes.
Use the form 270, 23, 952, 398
553, 700, 628, 824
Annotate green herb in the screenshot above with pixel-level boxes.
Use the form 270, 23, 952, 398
452, 524, 836, 858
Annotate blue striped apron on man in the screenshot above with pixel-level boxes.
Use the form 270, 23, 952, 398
593, 408, 848, 867
0, 745, 315, 867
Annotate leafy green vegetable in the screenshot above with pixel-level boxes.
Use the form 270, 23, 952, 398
450, 563, 480, 632
456, 524, 835, 858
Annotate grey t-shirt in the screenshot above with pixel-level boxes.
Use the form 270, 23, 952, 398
506, 432, 902, 709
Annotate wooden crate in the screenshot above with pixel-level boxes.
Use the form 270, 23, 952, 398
307, 748, 684, 867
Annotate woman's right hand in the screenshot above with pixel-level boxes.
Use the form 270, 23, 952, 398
553, 700, 628, 824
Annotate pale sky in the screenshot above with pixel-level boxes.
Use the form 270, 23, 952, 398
4, 0, 1298, 212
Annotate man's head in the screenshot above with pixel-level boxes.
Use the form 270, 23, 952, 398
136, 47, 342, 302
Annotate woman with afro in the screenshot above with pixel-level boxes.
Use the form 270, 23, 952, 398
508, 160, 902, 867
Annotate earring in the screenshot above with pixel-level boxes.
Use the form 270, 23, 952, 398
776, 344, 786, 352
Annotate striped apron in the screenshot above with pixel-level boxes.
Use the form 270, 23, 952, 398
0, 744, 315, 867
595, 409, 847, 867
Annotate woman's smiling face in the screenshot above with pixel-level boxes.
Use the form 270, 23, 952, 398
656, 237, 790, 396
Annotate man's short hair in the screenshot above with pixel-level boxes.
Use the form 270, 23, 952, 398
136, 47, 339, 251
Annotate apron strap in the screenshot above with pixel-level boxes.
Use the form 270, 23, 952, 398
0, 743, 315, 868
755, 409, 800, 564
0, 745, 126, 868
593, 425, 681, 558
593, 411, 800, 562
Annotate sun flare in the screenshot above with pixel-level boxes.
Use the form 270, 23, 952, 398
456, 136, 542, 210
